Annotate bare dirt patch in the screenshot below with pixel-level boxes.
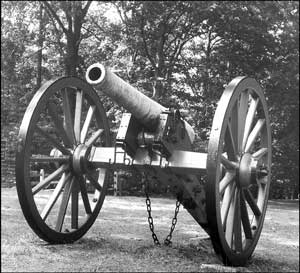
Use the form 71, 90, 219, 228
1, 187, 299, 272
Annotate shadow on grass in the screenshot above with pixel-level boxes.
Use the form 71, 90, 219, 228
39, 236, 221, 262
248, 253, 299, 272
268, 200, 299, 210
39, 237, 111, 252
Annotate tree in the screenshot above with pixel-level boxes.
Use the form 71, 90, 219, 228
43, 1, 92, 76
113, 2, 216, 100
1, 1, 298, 198
264, 1, 299, 199
1, 1, 38, 124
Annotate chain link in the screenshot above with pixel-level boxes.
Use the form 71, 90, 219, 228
145, 192, 161, 245
164, 199, 181, 246
144, 174, 180, 246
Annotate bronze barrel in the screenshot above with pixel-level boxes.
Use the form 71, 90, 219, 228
85, 63, 195, 142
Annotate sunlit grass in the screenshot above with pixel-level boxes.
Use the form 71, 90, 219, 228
1, 187, 299, 272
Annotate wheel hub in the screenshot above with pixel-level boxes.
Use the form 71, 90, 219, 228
237, 153, 258, 188
72, 144, 91, 175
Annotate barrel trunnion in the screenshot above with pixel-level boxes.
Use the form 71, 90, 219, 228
16, 63, 271, 267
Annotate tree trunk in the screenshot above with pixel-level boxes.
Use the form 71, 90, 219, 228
36, 3, 44, 88
65, 33, 79, 77
152, 67, 165, 99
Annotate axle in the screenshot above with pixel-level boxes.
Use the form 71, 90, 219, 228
88, 146, 208, 174
70, 142, 210, 227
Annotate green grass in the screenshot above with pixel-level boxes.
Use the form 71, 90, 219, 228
1, 187, 299, 272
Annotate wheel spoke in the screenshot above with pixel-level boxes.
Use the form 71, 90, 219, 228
221, 183, 236, 225
219, 172, 235, 195
225, 187, 237, 247
91, 169, 106, 206
41, 173, 71, 220
238, 90, 249, 153
225, 124, 237, 161
86, 172, 102, 192
258, 176, 268, 185
97, 168, 106, 187
71, 178, 79, 229
55, 176, 74, 232
80, 105, 96, 144
48, 102, 72, 147
62, 89, 75, 145
242, 97, 259, 151
78, 176, 92, 215
243, 188, 261, 217
32, 164, 69, 195
93, 190, 101, 204
74, 90, 83, 144
244, 119, 265, 153
221, 155, 238, 170
230, 102, 238, 153
233, 189, 242, 252
252, 147, 268, 160
257, 182, 267, 208
240, 191, 253, 239
30, 155, 69, 163
35, 126, 71, 155
85, 129, 104, 147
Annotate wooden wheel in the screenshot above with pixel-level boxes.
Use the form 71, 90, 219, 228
16, 77, 111, 243
206, 77, 271, 266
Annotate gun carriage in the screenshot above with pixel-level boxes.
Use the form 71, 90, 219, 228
16, 63, 271, 266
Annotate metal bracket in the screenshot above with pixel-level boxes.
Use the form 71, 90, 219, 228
116, 113, 143, 157
114, 141, 131, 165
150, 143, 164, 167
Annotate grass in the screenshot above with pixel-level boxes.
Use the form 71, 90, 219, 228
1, 187, 299, 272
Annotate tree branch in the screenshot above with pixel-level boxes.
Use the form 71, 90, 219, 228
81, 25, 103, 43
44, 6, 65, 56
157, 23, 166, 70
76, 0, 92, 34
43, 1, 68, 35
82, 0, 92, 18
59, 1, 74, 36
211, 37, 224, 49
113, 2, 131, 37
140, 18, 156, 69
89, 16, 108, 35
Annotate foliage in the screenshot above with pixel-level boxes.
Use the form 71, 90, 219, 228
1, 1, 299, 198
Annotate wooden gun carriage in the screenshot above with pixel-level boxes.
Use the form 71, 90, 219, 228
16, 63, 271, 266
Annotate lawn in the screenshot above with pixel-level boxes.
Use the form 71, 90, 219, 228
1, 187, 299, 272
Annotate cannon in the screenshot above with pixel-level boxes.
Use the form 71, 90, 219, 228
16, 63, 271, 266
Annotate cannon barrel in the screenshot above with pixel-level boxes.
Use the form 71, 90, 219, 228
85, 63, 195, 142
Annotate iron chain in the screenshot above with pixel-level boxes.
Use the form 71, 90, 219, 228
164, 199, 180, 246
145, 193, 161, 245
144, 175, 180, 246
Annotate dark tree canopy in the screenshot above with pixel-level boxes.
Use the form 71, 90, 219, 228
1, 0, 299, 198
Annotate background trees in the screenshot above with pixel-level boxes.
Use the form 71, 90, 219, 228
1, 1, 298, 198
